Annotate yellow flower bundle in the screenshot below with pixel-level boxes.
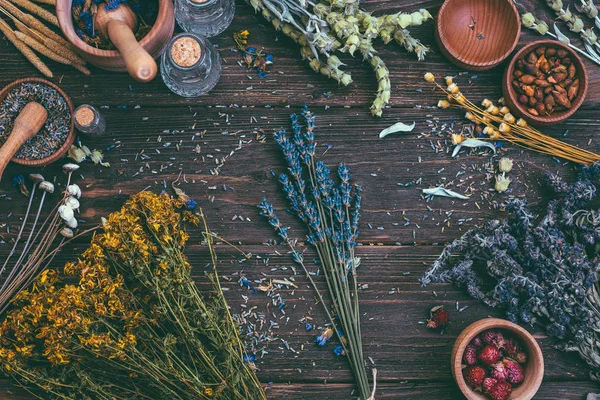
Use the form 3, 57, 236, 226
0, 192, 265, 400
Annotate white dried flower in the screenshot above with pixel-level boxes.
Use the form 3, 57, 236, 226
67, 184, 82, 199
58, 205, 74, 221
28, 173, 45, 183
521, 13, 536, 28
495, 174, 512, 193
451, 133, 464, 145
498, 157, 514, 173
39, 181, 54, 193
65, 217, 78, 229
437, 100, 450, 109
65, 197, 80, 211
424, 72, 435, 82
59, 227, 74, 238
447, 83, 459, 94
62, 163, 80, 172
101, 217, 108, 226
481, 98, 493, 108
445, 76, 453, 86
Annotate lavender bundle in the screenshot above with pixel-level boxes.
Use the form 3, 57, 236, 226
421, 163, 600, 380
259, 107, 374, 399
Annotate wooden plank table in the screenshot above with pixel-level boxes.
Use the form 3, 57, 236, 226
0, 0, 599, 398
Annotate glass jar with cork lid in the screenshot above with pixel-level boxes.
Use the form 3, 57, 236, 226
175, 0, 235, 38
73, 105, 106, 137
160, 33, 222, 98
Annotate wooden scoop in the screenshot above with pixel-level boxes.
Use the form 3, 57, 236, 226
95, 3, 158, 82
0, 102, 48, 182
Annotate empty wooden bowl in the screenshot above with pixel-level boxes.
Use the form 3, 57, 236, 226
452, 318, 544, 400
502, 40, 588, 126
0, 78, 75, 168
56, 0, 175, 79
435, 0, 521, 71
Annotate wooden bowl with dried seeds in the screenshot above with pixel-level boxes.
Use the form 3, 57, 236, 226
502, 40, 588, 126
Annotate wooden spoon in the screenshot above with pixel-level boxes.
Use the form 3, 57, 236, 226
95, 3, 158, 82
0, 102, 48, 181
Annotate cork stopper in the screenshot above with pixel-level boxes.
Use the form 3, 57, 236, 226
75, 106, 95, 127
171, 36, 202, 67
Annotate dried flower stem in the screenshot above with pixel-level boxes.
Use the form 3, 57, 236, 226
431, 78, 600, 164
0, 17, 52, 76
14, 31, 91, 75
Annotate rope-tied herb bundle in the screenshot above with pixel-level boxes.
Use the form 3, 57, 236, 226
421, 163, 600, 380
0, 192, 266, 399
247, 0, 432, 116
259, 107, 375, 399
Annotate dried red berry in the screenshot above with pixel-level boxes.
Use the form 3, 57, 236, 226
490, 361, 508, 381
483, 377, 498, 394
504, 337, 527, 363
504, 359, 524, 384
472, 336, 483, 347
515, 352, 527, 364
426, 305, 449, 330
463, 365, 486, 388
481, 330, 505, 349
488, 381, 512, 400
463, 344, 477, 365
479, 345, 501, 366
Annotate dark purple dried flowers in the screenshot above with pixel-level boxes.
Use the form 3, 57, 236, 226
258, 106, 373, 398
421, 162, 600, 380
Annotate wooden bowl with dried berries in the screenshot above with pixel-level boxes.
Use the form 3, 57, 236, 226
502, 40, 588, 126
452, 318, 544, 400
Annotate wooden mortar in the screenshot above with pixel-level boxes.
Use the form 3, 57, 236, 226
56, 0, 174, 79
0, 78, 75, 171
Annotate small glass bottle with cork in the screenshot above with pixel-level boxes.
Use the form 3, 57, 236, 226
161, 32, 222, 98
73, 105, 106, 137
174, 0, 235, 38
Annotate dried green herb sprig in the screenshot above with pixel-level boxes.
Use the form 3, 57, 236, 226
248, 0, 432, 116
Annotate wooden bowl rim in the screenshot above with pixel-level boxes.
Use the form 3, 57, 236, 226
0, 78, 75, 167
56, 0, 172, 57
451, 318, 544, 400
436, 0, 521, 68
502, 39, 589, 124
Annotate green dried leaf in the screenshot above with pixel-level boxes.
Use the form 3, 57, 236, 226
379, 121, 415, 138
452, 139, 496, 157
423, 187, 470, 200
554, 23, 571, 45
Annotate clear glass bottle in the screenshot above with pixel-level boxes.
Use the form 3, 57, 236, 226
161, 33, 222, 98
174, 0, 235, 38
73, 105, 106, 137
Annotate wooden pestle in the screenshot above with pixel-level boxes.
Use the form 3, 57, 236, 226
0, 102, 48, 181
95, 3, 158, 82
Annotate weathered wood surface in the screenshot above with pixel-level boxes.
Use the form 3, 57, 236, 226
0, 0, 599, 398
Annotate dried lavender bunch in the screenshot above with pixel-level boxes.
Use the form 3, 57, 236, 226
421, 163, 600, 380
259, 107, 375, 399
247, 0, 431, 116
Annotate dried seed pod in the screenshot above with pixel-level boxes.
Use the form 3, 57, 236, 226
514, 69, 524, 78
556, 49, 568, 58
568, 63, 576, 79
551, 65, 567, 74
535, 102, 546, 114
563, 78, 573, 89
562, 57, 571, 66
512, 80, 524, 94
552, 90, 572, 108
554, 84, 567, 95
528, 96, 537, 106
544, 94, 556, 110
544, 86, 553, 95
539, 60, 551, 74
545, 48, 557, 57
535, 79, 551, 88
523, 63, 539, 75
568, 82, 579, 101
518, 94, 528, 104
535, 46, 546, 56
534, 87, 543, 101
515, 59, 526, 71
519, 74, 535, 84
528, 107, 539, 116
548, 73, 566, 84
522, 85, 535, 97
526, 51, 538, 64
